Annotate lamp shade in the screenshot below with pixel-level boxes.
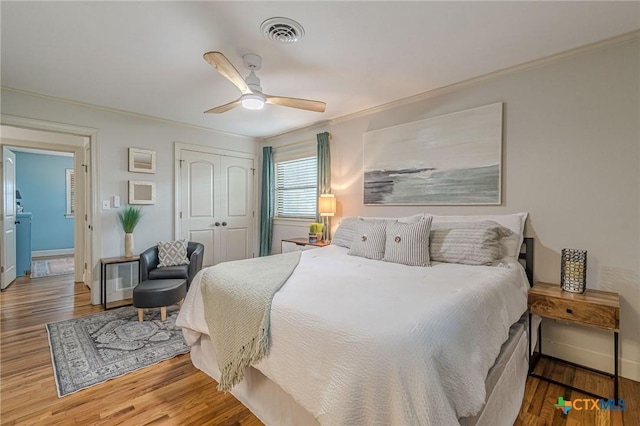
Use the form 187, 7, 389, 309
318, 193, 336, 216
15, 190, 22, 200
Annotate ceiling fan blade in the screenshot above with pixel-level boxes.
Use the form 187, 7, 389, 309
204, 98, 242, 114
203, 51, 251, 95
265, 95, 326, 113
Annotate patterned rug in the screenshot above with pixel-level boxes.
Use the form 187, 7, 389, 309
32, 257, 75, 278
46, 306, 189, 397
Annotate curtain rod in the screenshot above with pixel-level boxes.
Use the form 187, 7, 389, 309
267, 132, 331, 150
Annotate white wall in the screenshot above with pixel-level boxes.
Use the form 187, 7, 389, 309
1, 89, 259, 301
265, 38, 640, 380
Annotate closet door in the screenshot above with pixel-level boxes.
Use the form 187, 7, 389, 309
180, 149, 220, 267
219, 155, 254, 262
178, 148, 254, 267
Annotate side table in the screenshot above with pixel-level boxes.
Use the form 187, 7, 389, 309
281, 238, 329, 253
101, 255, 140, 309
528, 282, 620, 402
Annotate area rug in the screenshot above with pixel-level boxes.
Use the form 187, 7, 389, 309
32, 257, 75, 278
46, 305, 189, 397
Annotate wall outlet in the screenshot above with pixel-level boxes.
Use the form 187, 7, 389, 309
113, 195, 121, 208
102, 200, 110, 210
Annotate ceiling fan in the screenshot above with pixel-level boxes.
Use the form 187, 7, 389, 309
203, 51, 326, 114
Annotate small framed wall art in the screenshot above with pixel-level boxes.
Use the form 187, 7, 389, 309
128, 148, 156, 174
128, 180, 156, 205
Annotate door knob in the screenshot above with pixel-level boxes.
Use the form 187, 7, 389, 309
222, 222, 227, 226
214, 222, 220, 226
15, 221, 20, 224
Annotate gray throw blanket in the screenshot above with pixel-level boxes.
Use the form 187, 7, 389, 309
201, 251, 301, 392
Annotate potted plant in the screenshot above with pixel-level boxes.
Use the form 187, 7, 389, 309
309, 222, 324, 243
117, 206, 142, 257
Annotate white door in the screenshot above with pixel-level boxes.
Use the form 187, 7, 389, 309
179, 149, 254, 267
219, 155, 254, 262
2, 147, 17, 288
180, 149, 219, 267
83, 144, 92, 288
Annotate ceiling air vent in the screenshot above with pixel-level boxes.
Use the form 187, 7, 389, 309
261, 17, 305, 44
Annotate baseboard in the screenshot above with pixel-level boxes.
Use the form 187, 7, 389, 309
32, 249, 74, 258
541, 337, 640, 382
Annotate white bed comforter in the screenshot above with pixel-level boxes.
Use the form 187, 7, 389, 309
177, 245, 529, 426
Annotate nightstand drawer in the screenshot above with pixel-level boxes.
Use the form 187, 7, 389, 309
528, 291, 618, 330
528, 282, 620, 331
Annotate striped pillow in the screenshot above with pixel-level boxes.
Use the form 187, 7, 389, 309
331, 215, 423, 249
383, 215, 433, 266
429, 221, 512, 265
347, 219, 388, 260
331, 217, 359, 249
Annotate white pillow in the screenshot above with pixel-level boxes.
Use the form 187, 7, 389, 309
331, 217, 359, 249
347, 219, 389, 260
383, 215, 433, 267
332, 214, 424, 249
430, 213, 527, 259
429, 221, 512, 265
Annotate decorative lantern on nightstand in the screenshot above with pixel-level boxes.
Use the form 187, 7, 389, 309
560, 248, 587, 293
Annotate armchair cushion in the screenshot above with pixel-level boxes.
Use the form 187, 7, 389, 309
158, 239, 190, 267
140, 241, 205, 289
149, 265, 189, 281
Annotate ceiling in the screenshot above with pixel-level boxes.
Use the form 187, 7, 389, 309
1, 2, 639, 139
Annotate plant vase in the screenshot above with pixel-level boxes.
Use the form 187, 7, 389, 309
125, 233, 134, 257
309, 222, 324, 243
308, 233, 323, 243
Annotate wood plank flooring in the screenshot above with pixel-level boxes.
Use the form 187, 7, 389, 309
0, 275, 261, 426
1, 274, 638, 425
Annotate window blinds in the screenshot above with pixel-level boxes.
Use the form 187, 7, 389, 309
275, 156, 317, 219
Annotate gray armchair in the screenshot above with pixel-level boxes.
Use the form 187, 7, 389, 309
139, 241, 204, 289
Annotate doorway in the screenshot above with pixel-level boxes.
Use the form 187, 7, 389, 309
12, 147, 75, 279
0, 123, 94, 295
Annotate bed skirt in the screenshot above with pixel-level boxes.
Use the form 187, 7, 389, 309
189, 314, 535, 426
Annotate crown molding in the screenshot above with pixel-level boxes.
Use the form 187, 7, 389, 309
262, 120, 330, 142
3, 30, 637, 142
0, 87, 258, 141
328, 30, 640, 126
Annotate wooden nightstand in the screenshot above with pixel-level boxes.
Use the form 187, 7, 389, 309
528, 282, 620, 402
281, 238, 329, 253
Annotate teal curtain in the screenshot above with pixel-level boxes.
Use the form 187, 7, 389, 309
317, 132, 331, 240
259, 146, 274, 256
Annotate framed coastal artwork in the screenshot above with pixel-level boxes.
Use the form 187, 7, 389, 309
128, 148, 156, 174
363, 102, 502, 205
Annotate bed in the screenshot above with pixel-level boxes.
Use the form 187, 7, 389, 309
176, 214, 535, 426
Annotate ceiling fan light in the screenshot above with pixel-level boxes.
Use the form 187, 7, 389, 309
241, 94, 265, 110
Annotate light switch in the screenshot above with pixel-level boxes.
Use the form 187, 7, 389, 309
102, 200, 111, 210
113, 195, 121, 208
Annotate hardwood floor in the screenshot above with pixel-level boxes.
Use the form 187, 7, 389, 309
0, 275, 261, 426
1, 274, 638, 425
516, 357, 639, 426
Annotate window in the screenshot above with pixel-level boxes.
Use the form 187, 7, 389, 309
65, 168, 74, 218
275, 157, 317, 219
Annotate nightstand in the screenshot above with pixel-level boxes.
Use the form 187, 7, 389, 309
281, 238, 329, 253
528, 282, 620, 402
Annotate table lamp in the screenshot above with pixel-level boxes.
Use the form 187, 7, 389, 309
318, 194, 336, 241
